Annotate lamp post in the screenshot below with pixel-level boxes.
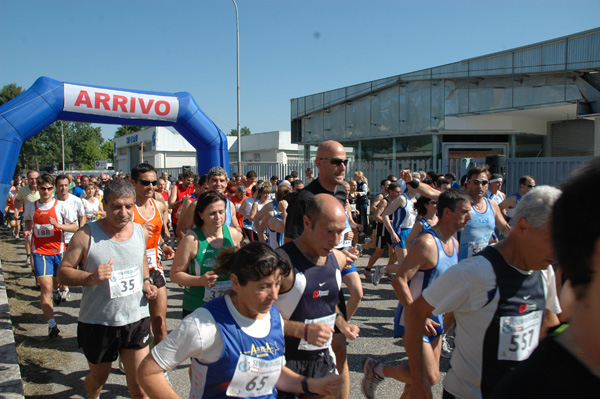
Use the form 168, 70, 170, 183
232, 0, 241, 175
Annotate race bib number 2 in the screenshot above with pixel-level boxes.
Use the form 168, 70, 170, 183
109, 267, 141, 299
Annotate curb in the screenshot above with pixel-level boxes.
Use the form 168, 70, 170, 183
0, 258, 26, 399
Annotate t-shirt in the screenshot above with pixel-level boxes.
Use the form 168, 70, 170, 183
57, 194, 85, 244
16, 186, 40, 207
422, 254, 561, 399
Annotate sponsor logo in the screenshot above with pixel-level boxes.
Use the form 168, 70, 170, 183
319, 282, 326, 287
523, 295, 531, 300
313, 290, 329, 299
243, 341, 281, 358
143, 334, 150, 343
519, 303, 538, 313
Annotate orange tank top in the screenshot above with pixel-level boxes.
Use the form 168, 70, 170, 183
133, 198, 164, 271
32, 199, 64, 255
7, 191, 23, 212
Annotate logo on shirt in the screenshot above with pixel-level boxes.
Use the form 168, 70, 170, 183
243, 341, 281, 358
313, 290, 329, 299
519, 303, 537, 313
319, 282, 326, 287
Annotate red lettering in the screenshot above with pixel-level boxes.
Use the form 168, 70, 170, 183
130, 96, 136, 113
95, 92, 111, 110
113, 95, 128, 112
155, 100, 170, 116
74, 90, 92, 108
138, 98, 154, 114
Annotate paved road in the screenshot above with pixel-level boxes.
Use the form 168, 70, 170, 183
7, 237, 450, 398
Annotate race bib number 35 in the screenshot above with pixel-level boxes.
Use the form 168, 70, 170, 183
109, 267, 141, 299
498, 310, 543, 361
227, 354, 283, 398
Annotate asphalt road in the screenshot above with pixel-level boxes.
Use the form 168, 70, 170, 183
9, 241, 450, 399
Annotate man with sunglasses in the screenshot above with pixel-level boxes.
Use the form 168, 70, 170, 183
132, 163, 173, 346
499, 175, 535, 224
403, 166, 509, 261
23, 173, 77, 338
15, 169, 41, 268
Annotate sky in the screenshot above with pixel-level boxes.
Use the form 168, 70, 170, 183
2, 0, 599, 141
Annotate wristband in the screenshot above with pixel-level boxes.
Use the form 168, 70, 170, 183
304, 323, 309, 341
301, 377, 314, 395
408, 180, 420, 189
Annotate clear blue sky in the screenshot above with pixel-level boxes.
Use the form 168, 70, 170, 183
2, 0, 599, 140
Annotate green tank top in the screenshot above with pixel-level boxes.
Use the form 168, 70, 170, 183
182, 225, 234, 312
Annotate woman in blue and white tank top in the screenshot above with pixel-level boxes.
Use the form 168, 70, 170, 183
406, 195, 438, 250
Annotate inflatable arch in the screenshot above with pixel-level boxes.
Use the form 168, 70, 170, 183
0, 76, 229, 201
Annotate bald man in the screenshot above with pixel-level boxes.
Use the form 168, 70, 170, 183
276, 194, 360, 399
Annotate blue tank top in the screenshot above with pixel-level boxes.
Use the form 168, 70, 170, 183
197, 296, 284, 399
458, 197, 495, 261
278, 242, 341, 360
392, 193, 415, 232
394, 229, 457, 339
266, 201, 284, 250
505, 192, 522, 223
225, 199, 232, 226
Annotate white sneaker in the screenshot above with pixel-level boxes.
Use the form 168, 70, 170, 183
60, 288, 70, 302
361, 357, 384, 399
441, 335, 454, 359
372, 265, 385, 286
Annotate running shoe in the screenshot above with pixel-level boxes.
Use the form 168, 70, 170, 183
364, 237, 372, 244
48, 325, 60, 339
363, 268, 372, 280
441, 335, 454, 359
60, 288, 70, 302
372, 265, 385, 286
52, 289, 62, 306
361, 357, 384, 399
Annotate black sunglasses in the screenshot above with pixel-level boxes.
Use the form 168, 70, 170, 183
137, 179, 158, 186
526, 184, 535, 188
470, 179, 489, 186
319, 157, 348, 166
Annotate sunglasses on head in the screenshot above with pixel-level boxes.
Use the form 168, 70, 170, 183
470, 179, 489, 186
319, 157, 348, 166
137, 179, 158, 186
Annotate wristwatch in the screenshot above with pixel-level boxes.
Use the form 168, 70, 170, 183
301, 377, 314, 395
143, 277, 154, 285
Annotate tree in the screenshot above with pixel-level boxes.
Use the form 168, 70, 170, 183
229, 126, 251, 136
115, 125, 148, 138
0, 83, 22, 106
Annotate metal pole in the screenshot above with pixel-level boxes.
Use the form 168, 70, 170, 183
60, 121, 65, 173
232, 0, 241, 175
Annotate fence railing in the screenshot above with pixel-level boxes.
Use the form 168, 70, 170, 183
157, 156, 594, 196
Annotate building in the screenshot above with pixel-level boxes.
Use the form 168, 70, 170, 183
290, 28, 600, 170
114, 127, 300, 174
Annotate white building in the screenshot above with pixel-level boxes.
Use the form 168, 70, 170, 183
114, 127, 298, 173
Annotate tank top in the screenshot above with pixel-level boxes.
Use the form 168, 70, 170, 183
375, 197, 390, 236
183, 225, 235, 312
133, 198, 164, 271
394, 229, 457, 338
32, 199, 64, 256
478, 246, 545, 397
266, 200, 284, 250
458, 197, 496, 261
241, 198, 255, 230
195, 296, 284, 399
79, 222, 149, 326
82, 197, 100, 222
276, 242, 341, 360
172, 183, 194, 224
7, 190, 22, 212
392, 193, 416, 232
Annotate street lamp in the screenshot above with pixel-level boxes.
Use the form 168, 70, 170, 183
232, 0, 241, 175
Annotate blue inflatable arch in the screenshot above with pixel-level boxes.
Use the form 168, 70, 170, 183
0, 76, 229, 200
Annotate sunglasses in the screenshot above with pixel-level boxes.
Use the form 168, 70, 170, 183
526, 184, 536, 188
470, 179, 489, 186
319, 157, 348, 166
39, 186, 54, 191
137, 179, 158, 186
430, 201, 438, 205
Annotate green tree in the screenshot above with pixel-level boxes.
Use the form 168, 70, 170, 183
0, 83, 22, 106
229, 126, 251, 136
101, 139, 114, 163
115, 125, 148, 138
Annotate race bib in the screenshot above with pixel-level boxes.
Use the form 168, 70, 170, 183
468, 240, 488, 257
146, 248, 158, 270
227, 354, 283, 398
203, 280, 232, 302
109, 267, 142, 299
498, 310, 543, 361
298, 313, 336, 351
34, 224, 55, 238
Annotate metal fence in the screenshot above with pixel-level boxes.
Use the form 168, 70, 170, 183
157, 156, 595, 196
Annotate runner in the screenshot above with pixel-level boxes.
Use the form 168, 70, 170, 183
138, 242, 342, 399
58, 178, 158, 399
23, 173, 77, 338
15, 169, 40, 268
